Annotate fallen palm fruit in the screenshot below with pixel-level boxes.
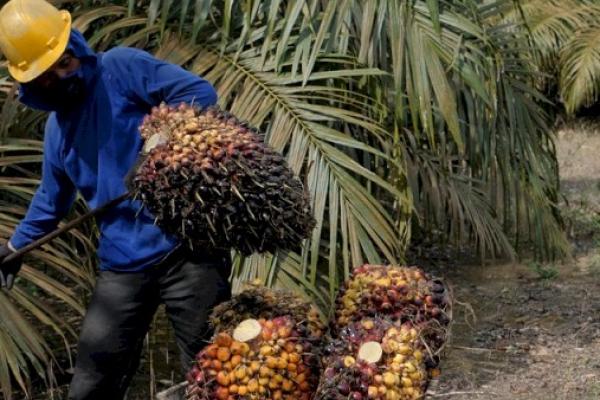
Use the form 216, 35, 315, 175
129, 102, 315, 255
185, 316, 319, 400
315, 318, 431, 400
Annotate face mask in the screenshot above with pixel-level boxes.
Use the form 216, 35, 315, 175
52, 67, 86, 103
22, 66, 87, 112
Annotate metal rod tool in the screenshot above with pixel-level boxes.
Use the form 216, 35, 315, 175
2, 192, 130, 263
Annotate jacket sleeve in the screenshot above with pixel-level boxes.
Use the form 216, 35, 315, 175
9, 118, 77, 249
124, 49, 218, 108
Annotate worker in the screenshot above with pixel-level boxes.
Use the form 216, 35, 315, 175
0, 0, 231, 398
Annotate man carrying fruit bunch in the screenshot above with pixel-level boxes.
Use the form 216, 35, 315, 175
0, 0, 231, 398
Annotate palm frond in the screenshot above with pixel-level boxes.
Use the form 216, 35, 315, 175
502, 0, 598, 65
501, 0, 600, 114
0, 194, 95, 398
560, 26, 600, 114
193, 45, 402, 301
0, 93, 96, 398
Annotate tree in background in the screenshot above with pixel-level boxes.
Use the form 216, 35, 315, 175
503, 0, 600, 115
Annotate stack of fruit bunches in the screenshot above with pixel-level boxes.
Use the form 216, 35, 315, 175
130, 103, 315, 255
185, 285, 324, 400
316, 265, 451, 400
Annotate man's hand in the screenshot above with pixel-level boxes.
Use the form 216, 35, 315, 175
0, 243, 22, 290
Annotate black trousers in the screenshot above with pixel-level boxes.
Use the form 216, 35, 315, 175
67, 247, 231, 400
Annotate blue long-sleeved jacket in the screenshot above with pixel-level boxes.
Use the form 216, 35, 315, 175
10, 30, 218, 271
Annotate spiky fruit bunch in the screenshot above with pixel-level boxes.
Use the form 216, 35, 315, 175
334, 265, 450, 332
210, 282, 325, 339
316, 319, 429, 400
185, 317, 319, 400
131, 102, 315, 255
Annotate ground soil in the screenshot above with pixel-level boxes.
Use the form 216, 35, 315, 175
423, 120, 600, 400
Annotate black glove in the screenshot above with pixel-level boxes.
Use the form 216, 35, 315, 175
0, 243, 22, 290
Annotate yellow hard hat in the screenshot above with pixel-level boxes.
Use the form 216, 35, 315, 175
0, 0, 71, 83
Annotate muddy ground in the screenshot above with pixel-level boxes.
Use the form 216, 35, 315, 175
423, 121, 600, 400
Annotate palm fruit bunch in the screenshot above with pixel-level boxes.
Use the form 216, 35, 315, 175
334, 265, 450, 338
315, 318, 428, 400
185, 316, 319, 400
209, 282, 325, 339
130, 102, 315, 255
315, 265, 452, 400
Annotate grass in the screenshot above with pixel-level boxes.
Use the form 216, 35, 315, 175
526, 261, 559, 281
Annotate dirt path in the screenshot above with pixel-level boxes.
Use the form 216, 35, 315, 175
426, 262, 600, 399
424, 121, 600, 399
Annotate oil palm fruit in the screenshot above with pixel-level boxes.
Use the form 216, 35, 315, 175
185, 316, 319, 400
334, 265, 450, 336
130, 102, 315, 255
209, 281, 325, 340
316, 319, 428, 400
328, 264, 451, 393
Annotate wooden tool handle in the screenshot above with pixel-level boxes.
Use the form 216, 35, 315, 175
3, 192, 130, 263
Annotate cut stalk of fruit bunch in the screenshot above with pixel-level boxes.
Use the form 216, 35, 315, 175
233, 319, 262, 342
129, 102, 315, 255
185, 316, 319, 400
358, 341, 383, 364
